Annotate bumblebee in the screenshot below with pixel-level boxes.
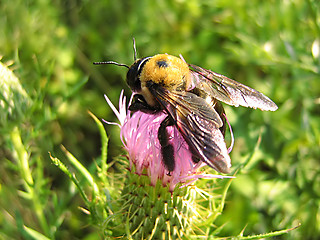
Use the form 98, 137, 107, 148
94, 51, 277, 174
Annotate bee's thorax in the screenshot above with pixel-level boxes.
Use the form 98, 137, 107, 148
140, 54, 191, 91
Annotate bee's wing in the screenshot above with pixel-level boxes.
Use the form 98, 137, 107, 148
189, 64, 278, 111
149, 84, 231, 173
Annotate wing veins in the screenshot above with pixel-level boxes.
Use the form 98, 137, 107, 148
189, 64, 278, 111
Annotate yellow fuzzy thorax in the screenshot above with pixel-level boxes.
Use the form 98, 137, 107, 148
140, 54, 191, 89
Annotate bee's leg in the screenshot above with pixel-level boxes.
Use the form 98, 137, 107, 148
128, 94, 160, 113
158, 116, 175, 174
191, 153, 201, 164
188, 147, 201, 164
214, 101, 226, 136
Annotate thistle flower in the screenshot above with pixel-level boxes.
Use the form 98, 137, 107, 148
105, 90, 232, 190
104, 90, 233, 238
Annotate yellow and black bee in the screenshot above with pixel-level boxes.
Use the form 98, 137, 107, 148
94, 46, 277, 174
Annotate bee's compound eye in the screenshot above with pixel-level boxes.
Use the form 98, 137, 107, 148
126, 61, 141, 92
126, 57, 151, 92
156, 60, 169, 68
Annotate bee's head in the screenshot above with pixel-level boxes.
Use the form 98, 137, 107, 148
126, 57, 151, 92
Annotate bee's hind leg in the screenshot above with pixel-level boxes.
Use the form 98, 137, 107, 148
158, 116, 175, 174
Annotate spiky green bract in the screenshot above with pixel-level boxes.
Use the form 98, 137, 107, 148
120, 168, 195, 239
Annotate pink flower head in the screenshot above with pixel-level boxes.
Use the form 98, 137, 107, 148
104, 90, 233, 191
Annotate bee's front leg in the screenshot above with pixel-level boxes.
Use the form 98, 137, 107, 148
128, 94, 159, 114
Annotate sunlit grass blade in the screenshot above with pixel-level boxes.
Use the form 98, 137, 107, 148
60, 145, 100, 198
213, 223, 301, 239
88, 110, 109, 184
49, 152, 90, 205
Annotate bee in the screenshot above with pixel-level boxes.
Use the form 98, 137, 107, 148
94, 44, 277, 174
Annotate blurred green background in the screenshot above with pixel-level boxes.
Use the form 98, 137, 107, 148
0, 0, 319, 239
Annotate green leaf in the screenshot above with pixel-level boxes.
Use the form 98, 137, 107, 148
23, 225, 51, 240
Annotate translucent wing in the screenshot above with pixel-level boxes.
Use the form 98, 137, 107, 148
189, 64, 278, 111
148, 83, 231, 173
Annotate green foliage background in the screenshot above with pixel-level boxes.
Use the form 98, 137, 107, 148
0, 0, 319, 239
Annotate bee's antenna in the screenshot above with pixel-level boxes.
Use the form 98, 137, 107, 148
133, 37, 137, 61
93, 61, 129, 69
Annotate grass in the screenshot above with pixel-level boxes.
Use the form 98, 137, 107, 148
0, 0, 319, 239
